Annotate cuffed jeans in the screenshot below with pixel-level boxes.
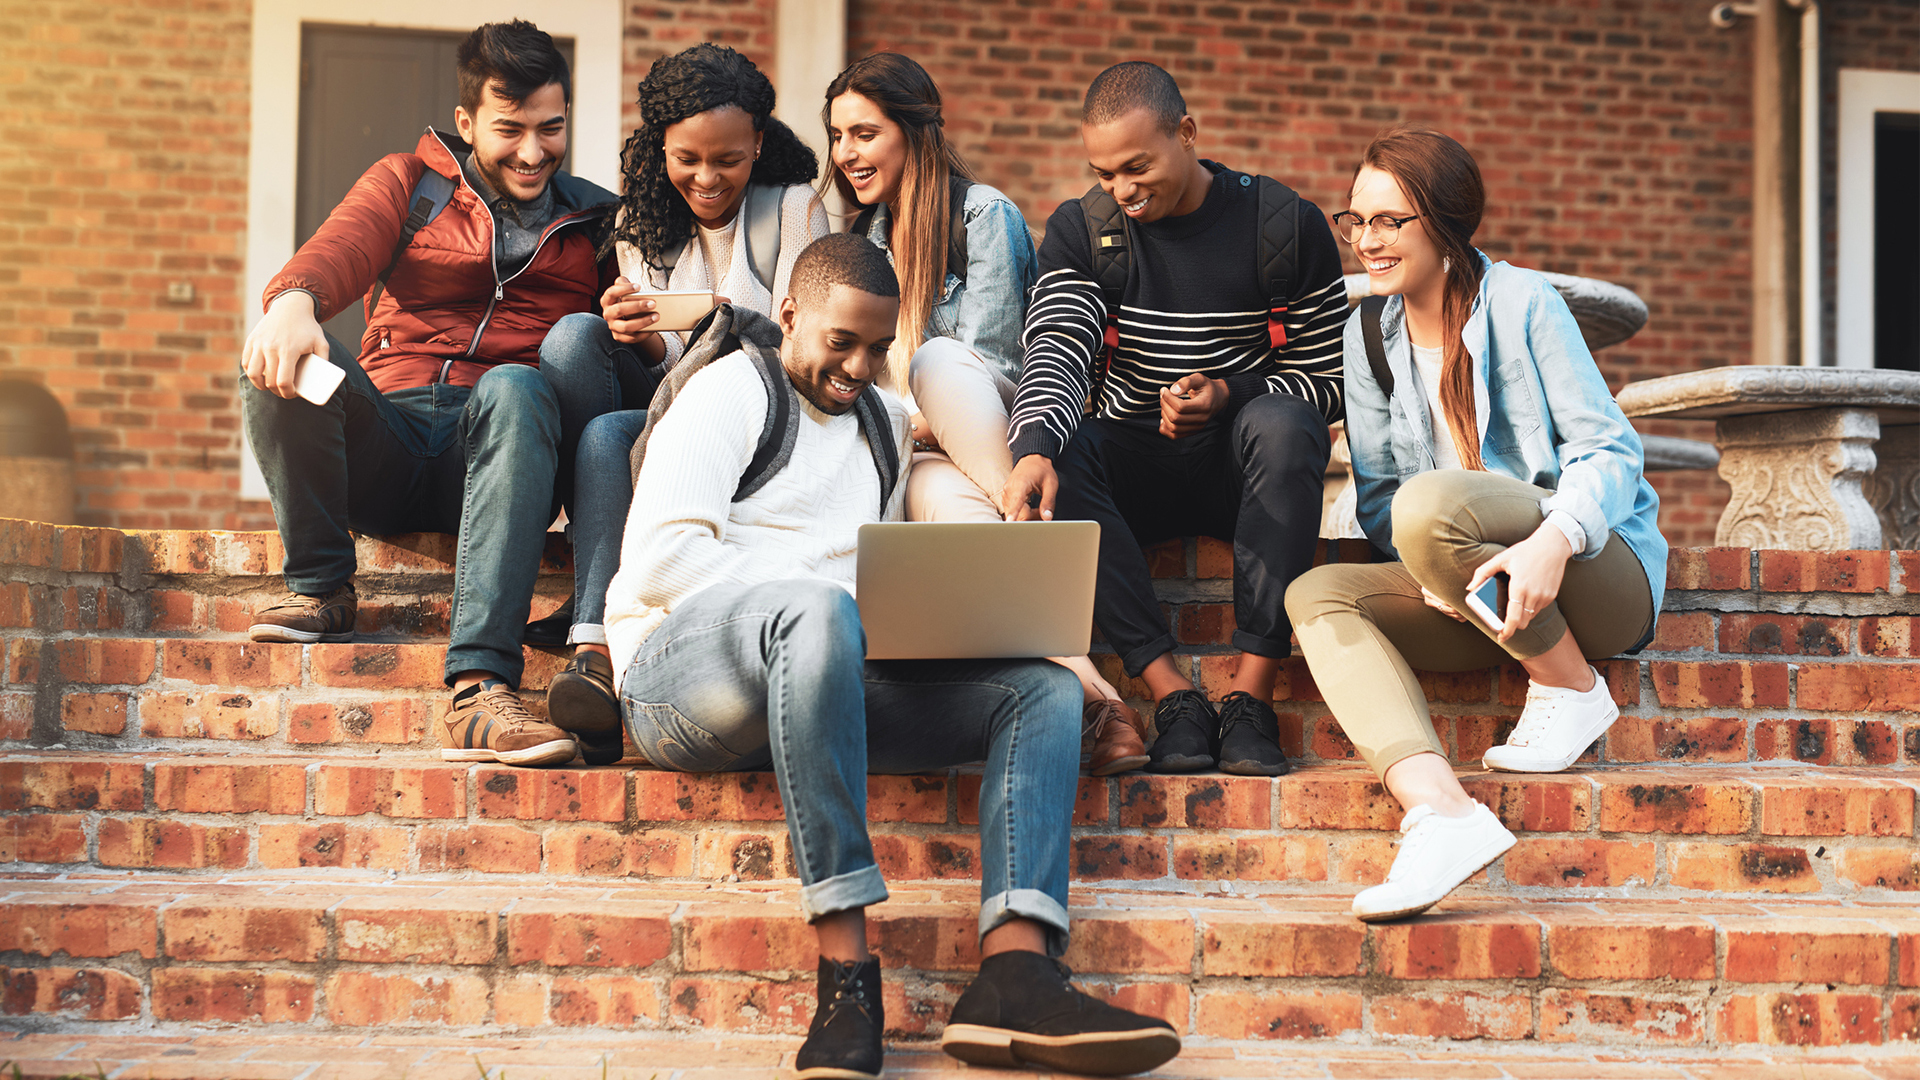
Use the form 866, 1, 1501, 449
619, 580, 1083, 954
239, 340, 558, 686
537, 313, 658, 518
1052, 393, 1332, 676
1284, 469, 1656, 775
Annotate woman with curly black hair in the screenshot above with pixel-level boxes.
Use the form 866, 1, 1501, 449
541, 42, 828, 750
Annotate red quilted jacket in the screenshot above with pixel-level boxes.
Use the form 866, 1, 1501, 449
265, 129, 618, 393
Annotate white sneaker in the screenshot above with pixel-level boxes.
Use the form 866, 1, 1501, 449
1352, 803, 1516, 922
1482, 666, 1618, 773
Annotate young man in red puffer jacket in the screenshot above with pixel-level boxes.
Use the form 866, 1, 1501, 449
240, 20, 627, 768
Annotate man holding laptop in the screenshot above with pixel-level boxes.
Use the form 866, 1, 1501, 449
589, 233, 1178, 1079
240, 21, 615, 766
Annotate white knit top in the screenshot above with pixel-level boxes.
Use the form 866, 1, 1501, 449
614, 184, 829, 368
604, 350, 912, 691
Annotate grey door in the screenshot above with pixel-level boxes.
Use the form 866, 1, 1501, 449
296, 24, 573, 351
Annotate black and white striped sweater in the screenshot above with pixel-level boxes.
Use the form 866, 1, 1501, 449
1008, 165, 1349, 462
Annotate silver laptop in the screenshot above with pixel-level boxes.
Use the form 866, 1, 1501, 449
855, 521, 1099, 660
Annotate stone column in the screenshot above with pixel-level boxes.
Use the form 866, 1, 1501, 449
1714, 408, 1883, 550
1867, 424, 1920, 551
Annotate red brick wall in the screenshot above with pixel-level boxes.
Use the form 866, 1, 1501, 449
843, 0, 1913, 546
621, 0, 781, 136
0, 0, 269, 531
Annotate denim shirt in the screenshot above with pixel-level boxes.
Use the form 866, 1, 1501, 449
1344, 252, 1668, 635
861, 180, 1037, 382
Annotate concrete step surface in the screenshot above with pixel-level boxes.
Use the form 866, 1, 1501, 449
5, 875, 1920, 1050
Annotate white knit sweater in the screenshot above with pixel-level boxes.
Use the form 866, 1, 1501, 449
604, 350, 912, 691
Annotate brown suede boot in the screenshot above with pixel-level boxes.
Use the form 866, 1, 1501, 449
1082, 699, 1149, 776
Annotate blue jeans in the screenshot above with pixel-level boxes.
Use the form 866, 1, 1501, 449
619, 580, 1083, 953
567, 408, 647, 645
537, 313, 657, 518
239, 343, 558, 686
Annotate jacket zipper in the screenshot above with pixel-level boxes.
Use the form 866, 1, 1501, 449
429, 130, 607, 382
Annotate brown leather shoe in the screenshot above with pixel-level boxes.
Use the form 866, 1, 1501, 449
249, 582, 356, 643
1083, 699, 1149, 776
441, 678, 577, 767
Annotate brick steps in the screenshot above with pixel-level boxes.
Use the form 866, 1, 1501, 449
4, 875, 1920, 1049
3, 752, 1915, 899
5, 1034, 1915, 1080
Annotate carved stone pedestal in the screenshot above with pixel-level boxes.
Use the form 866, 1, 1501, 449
1715, 409, 1882, 550
1617, 367, 1920, 551
1868, 425, 1920, 551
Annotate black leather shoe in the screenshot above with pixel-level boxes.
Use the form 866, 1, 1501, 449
1215, 690, 1291, 776
523, 598, 575, 647
942, 950, 1180, 1075
1146, 689, 1218, 773
547, 651, 623, 765
795, 956, 883, 1080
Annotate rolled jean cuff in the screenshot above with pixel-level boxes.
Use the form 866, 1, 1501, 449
568, 622, 608, 646
1119, 632, 1178, 680
800, 864, 890, 923
979, 888, 1071, 958
1231, 627, 1293, 660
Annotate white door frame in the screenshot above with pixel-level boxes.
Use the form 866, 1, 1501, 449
240, 0, 621, 498
1835, 67, 1920, 370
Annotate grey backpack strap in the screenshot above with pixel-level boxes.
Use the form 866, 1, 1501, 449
367, 168, 456, 314
736, 340, 798, 502
1359, 295, 1392, 397
852, 390, 903, 512
741, 183, 785, 293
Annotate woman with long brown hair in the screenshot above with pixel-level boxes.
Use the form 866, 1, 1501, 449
824, 53, 1150, 776
1285, 127, 1667, 921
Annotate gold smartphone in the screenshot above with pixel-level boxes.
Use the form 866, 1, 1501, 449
646, 290, 718, 333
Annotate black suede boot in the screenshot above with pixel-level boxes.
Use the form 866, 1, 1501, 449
795, 955, 883, 1080
1145, 689, 1218, 773
1215, 690, 1291, 776
942, 950, 1180, 1075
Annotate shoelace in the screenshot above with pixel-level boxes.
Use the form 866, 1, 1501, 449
1383, 811, 1441, 883
1216, 693, 1269, 738
1504, 683, 1569, 748
476, 685, 543, 731
1157, 689, 1212, 732
816, 960, 873, 1028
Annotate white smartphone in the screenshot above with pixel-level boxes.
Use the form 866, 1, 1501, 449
292, 353, 346, 406
1462, 573, 1506, 633
646, 290, 718, 333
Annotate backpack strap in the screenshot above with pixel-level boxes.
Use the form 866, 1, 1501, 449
367, 168, 456, 315
741, 183, 785, 293
945, 174, 973, 284
852, 389, 903, 512
1079, 184, 1131, 404
737, 340, 798, 502
1359, 294, 1393, 397
1251, 174, 1300, 351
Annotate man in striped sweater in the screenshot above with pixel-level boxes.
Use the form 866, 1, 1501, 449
1003, 62, 1348, 778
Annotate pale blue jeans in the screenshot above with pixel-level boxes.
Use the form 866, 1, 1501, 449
619, 579, 1083, 953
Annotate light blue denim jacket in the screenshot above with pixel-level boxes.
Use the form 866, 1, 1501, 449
860, 180, 1037, 383
1344, 252, 1667, 642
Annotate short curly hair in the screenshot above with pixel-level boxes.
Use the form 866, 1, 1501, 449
602, 43, 819, 266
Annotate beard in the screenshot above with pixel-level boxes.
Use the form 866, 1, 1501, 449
783, 338, 861, 416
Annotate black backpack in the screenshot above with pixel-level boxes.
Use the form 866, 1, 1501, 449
1358, 294, 1393, 395
628, 304, 902, 511
364, 169, 458, 315
1079, 162, 1302, 392
850, 173, 974, 288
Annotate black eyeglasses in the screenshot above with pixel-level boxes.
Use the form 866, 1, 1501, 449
1331, 212, 1420, 245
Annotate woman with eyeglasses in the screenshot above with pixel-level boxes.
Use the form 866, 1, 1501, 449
1284, 127, 1666, 922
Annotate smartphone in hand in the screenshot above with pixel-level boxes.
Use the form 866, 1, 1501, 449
1462, 573, 1507, 633
292, 354, 346, 405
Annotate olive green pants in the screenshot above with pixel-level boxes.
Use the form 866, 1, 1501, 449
1283, 470, 1654, 775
